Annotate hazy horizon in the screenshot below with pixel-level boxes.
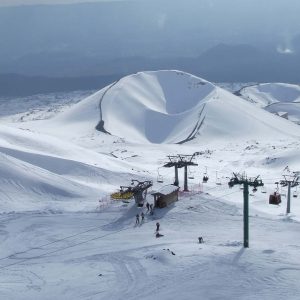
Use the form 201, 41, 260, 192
1, 0, 300, 95
0, 0, 129, 7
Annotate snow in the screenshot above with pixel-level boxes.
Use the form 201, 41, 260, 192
240, 83, 300, 107
0, 70, 300, 299
152, 184, 179, 195
239, 83, 300, 125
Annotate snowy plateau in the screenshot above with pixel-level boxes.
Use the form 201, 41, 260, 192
0, 70, 300, 300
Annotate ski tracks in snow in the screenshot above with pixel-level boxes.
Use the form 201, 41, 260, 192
96, 253, 147, 300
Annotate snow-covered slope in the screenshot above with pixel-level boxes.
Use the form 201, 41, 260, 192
1, 71, 300, 300
265, 102, 300, 124
35, 71, 300, 144
0, 123, 145, 212
239, 83, 300, 125
239, 83, 300, 107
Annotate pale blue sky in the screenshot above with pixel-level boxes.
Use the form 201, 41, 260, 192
0, 0, 128, 6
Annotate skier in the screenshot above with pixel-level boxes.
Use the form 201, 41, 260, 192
136, 214, 140, 225
150, 203, 154, 215
141, 212, 145, 222
146, 202, 150, 212
156, 222, 160, 232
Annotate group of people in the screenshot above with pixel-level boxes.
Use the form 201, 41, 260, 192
146, 202, 154, 215
135, 212, 145, 225
135, 201, 155, 225
134, 202, 163, 238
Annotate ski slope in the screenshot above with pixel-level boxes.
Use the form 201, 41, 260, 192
0, 70, 300, 299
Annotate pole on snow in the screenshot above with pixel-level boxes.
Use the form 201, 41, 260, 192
280, 172, 299, 215
243, 182, 249, 248
228, 173, 264, 248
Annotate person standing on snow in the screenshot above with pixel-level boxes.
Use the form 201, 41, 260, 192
136, 214, 140, 225
150, 204, 154, 215
146, 202, 150, 212
156, 222, 160, 232
141, 212, 145, 222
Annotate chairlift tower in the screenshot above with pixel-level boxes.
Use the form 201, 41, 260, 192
279, 171, 299, 214
228, 173, 264, 248
163, 153, 198, 191
119, 180, 153, 207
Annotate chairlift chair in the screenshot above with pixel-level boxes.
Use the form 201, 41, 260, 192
188, 168, 195, 180
293, 187, 298, 198
157, 175, 164, 183
157, 168, 164, 183
202, 166, 209, 183
261, 186, 267, 193
216, 171, 221, 185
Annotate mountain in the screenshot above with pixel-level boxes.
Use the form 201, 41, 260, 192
239, 83, 300, 124
41, 70, 300, 144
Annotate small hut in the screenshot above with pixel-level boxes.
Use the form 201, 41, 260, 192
151, 185, 180, 208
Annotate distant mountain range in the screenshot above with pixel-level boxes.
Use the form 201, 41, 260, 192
1, 0, 300, 96
1, 43, 300, 97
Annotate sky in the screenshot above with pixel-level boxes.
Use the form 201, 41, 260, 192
0, 0, 300, 83
0, 0, 127, 6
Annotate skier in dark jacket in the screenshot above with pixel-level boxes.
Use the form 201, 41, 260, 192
141, 212, 145, 222
150, 204, 154, 215
136, 214, 140, 225
156, 222, 160, 232
146, 202, 150, 212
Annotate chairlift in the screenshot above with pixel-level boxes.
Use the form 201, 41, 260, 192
216, 171, 221, 185
252, 187, 257, 193
157, 175, 164, 183
157, 168, 164, 183
261, 186, 267, 193
293, 187, 298, 198
280, 186, 286, 197
202, 166, 209, 183
269, 183, 281, 205
188, 168, 195, 180
269, 192, 281, 205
